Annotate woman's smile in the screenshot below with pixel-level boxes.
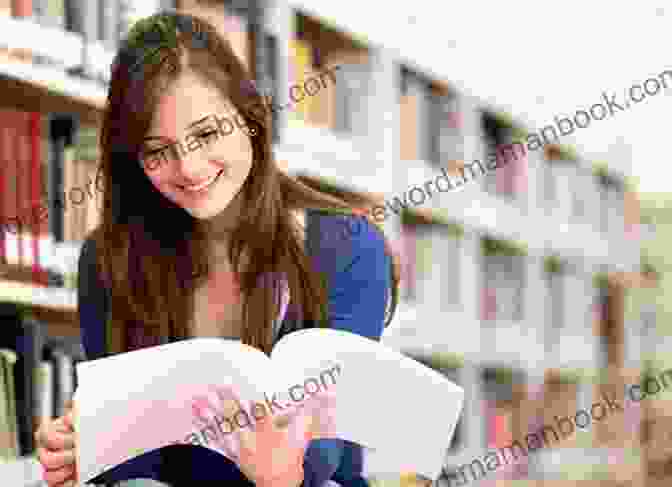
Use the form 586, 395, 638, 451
176, 168, 225, 196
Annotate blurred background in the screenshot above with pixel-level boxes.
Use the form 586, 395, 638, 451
0, 1, 670, 486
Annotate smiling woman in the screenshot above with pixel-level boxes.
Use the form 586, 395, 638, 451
34, 10, 400, 487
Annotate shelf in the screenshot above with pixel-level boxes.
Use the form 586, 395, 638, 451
0, 279, 76, 312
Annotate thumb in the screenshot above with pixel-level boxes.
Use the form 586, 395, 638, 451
303, 389, 337, 440
284, 401, 314, 447
62, 408, 75, 431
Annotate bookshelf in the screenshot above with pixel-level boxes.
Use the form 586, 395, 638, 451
0, 2, 648, 487
0, 283, 81, 487
0, 279, 76, 311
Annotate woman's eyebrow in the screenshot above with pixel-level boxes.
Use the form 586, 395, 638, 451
143, 135, 172, 142
143, 115, 214, 142
186, 115, 213, 129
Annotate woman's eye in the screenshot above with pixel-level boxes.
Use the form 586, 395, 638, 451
144, 147, 166, 156
198, 130, 218, 140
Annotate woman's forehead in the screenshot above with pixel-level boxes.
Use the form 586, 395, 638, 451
148, 73, 230, 136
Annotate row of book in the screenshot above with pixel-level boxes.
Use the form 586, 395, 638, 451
0, 303, 85, 461
0, 108, 101, 287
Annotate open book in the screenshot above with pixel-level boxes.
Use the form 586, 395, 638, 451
73, 328, 464, 482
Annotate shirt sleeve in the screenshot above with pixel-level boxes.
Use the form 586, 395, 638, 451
77, 237, 109, 362
302, 212, 391, 487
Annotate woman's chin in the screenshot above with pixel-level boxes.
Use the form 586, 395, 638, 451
178, 197, 237, 222
183, 204, 228, 220
161, 185, 240, 223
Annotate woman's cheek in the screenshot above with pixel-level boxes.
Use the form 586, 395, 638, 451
147, 171, 179, 202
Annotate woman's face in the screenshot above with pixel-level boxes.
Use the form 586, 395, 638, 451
140, 70, 254, 220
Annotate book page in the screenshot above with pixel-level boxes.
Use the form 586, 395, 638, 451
272, 328, 464, 480
74, 330, 464, 482
73, 338, 274, 483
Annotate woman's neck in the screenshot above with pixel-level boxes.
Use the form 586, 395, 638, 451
200, 187, 244, 244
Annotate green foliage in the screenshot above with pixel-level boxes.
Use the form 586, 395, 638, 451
74, 127, 100, 162
127, 14, 179, 51
428, 352, 465, 370
551, 368, 583, 384
544, 255, 565, 274
483, 367, 516, 385
593, 273, 610, 289
492, 111, 516, 130
445, 222, 464, 239
555, 144, 578, 162
481, 236, 527, 257
122, 12, 206, 76
641, 254, 660, 277
15, 303, 34, 322
592, 163, 624, 189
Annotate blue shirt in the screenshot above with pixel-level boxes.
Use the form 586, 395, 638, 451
77, 210, 392, 486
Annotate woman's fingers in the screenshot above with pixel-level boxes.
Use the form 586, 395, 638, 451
306, 388, 338, 439
36, 421, 75, 451
228, 397, 257, 450
190, 396, 215, 431
280, 388, 337, 442
35, 415, 79, 487
41, 463, 75, 486
212, 385, 249, 456
213, 384, 257, 433
284, 401, 314, 446
62, 409, 75, 431
37, 446, 75, 469
190, 394, 241, 461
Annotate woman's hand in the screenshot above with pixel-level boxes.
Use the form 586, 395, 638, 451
190, 383, 337, 487
35, 401, 77, 487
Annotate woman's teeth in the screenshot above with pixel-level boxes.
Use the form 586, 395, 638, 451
180, 170, 222, 192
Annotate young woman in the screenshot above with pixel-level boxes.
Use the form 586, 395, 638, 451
35, 10, 400, 487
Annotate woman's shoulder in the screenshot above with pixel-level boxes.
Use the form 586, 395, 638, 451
305, 207, 389, 274
302, 207, 392, 339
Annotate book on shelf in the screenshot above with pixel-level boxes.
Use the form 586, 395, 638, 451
0, 304, 86, 464
35, 361, 54, 428
0, 348, 19, 461
289, 39, 314, 125
72, 328, 464, 484
0, 109, 50, 285
44, 337, 86, 418
0, 309, 46, 456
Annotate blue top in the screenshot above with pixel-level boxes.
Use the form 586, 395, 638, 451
77, 210, 392, 486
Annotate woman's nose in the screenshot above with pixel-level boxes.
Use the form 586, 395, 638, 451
171, 142, 212, 180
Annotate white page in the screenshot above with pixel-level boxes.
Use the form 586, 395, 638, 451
271, 328, 464, 480
74, 338, 281, 482
75, 330, 464, 482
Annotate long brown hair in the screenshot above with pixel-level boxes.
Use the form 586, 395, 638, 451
93, 11, 399, 356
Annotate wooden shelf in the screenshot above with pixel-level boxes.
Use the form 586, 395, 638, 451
0, 279, 76, 312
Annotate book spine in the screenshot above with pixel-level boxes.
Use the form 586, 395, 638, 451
0, 109, 5, 268
2, 110, 18, 263
30, 111, 45, 284
36, 361, 54, 427
51, 348, 73, 418
63, 146, 73, 242
14, 110, 25, 268
0, 348, 19, 460
18, 317, 45, 455
289, 40, 313, 124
